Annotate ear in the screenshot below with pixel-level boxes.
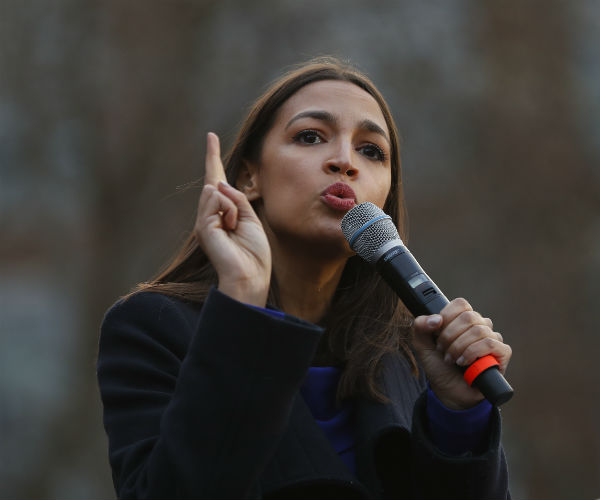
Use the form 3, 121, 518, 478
235, 160, 261, 201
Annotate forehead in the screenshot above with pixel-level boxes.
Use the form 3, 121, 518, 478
276, 80, 388, 130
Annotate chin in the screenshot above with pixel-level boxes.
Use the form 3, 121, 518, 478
306, 228, 354, 259
265, 210, 354, 258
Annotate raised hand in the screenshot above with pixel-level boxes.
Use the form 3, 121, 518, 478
194, 132, 272, 307
412, 298, 512, 410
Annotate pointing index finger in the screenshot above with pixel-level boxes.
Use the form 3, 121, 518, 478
204, 132, 227, 187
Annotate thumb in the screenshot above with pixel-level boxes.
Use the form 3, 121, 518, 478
413, 314, 443, 335
412, 314, 443, 350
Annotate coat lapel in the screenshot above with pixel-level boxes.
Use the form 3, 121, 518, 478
354, 352, 427, 495
259, 393, 369, 498
259, 353, 426, 499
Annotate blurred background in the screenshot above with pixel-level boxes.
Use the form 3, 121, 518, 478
1, 0, 598, 498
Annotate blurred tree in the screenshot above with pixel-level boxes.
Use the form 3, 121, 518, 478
474, 2, 599, 498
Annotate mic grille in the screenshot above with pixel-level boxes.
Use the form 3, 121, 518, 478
341, 202, 402, 264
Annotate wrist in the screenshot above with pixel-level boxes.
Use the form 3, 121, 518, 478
429, 382, 485, 411
217, 277, 270, 308
427, 384, 484, 411
426, 386, 493, 455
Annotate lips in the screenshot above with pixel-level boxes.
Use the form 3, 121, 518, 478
320, 182, 357, 212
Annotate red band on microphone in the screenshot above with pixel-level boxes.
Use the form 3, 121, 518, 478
463, 355, 500, 386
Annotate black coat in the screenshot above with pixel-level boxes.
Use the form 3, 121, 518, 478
97, 288, 509, 499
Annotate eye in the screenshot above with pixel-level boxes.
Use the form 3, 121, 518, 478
293, 129, 323, 145
359, 143, 387, 162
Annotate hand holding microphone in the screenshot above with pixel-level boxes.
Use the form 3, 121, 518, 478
341, 202, 513, 407
411, 298, 512, 410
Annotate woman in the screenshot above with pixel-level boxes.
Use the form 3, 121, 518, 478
98, 57, 512, 499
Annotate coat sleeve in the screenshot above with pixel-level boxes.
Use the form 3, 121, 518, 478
97, 288, 322, 499
409, 392, 510, 500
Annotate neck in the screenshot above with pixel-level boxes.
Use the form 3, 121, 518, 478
270, 241, 348, 324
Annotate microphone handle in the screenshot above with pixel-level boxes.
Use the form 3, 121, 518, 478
376, 245, 514, 406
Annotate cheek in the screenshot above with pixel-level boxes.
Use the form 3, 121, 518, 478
368, 170, 392, 207
257, 169, 311, 224
258, 151, 316, 206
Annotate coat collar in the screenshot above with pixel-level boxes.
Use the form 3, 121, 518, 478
354, 352, 426, 495
259, 353, 426, 499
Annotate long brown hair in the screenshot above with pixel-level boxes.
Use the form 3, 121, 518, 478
132, 57, 416, 401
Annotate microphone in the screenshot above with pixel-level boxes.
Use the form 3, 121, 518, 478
341, 202, 513, 406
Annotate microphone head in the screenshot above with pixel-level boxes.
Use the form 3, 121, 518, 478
340, 202, 403, 264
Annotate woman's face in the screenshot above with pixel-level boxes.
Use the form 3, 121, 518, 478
245, 79, 393, 256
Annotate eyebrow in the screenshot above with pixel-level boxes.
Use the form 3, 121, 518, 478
285, 110, 337, 130
284, 110, 390, 145
358, 119, 390, 146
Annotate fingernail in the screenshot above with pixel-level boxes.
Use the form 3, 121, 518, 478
456, 356, 465, 366
218, 180, 231, 188
427, 315, 442, 328
444, 353, 453, 364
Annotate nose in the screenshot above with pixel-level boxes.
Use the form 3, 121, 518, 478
323, 141, 358, 177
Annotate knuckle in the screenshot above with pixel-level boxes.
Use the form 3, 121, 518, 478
462, 310, 480, 325
485, 337, 497, 349
453, 297, 472, 310
462, 343, 476, 359
198, 186, 212, 204
473, 324, 489, 338
231, 188, 246, 203
202, 184, 215, 195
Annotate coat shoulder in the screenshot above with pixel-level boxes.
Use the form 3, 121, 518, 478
99, 291, 202, 363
